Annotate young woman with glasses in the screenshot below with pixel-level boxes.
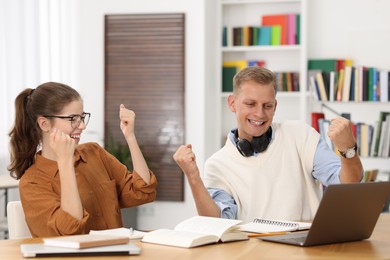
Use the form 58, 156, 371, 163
8, 82, 157, 237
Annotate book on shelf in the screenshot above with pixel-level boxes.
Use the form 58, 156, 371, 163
233, 27, 242, 46
287, 13, 296, 45
359, 123, 370, 157
342, 66, 352, 102
363, 169, 379, 182
315, 72, 328, 101
378, 114, 390, 157
311, 112, 325, 133
295, 14, 300, 44
270, 25, 282, 45
308, 71, 320, 100
258, 26, 272, 46
308, 59, 338, 72
222, 66, 236, 92
336, 68, 344, 101
329, 71, 336, 102
43, 234, 130, 249
238, 218, 311, 234
141, 216, 248, 248
379, 70, 389, 102
373, 111, 390, 157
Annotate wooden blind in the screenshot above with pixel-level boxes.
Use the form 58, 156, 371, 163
104, 14, 185, 201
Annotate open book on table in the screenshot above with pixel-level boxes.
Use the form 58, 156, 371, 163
238, 218, 312, 234
141, 216, 248, 248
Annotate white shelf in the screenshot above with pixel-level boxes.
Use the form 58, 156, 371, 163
222, 0, 301, 5
216, 0, 308, 144
222, 45, 301, 52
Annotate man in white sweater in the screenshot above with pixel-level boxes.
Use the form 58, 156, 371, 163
173, 66, 363, 223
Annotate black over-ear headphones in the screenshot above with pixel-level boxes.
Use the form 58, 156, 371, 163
232, 127, 272, 157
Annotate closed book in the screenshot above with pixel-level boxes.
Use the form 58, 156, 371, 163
368, 67, 376, 101
311, 112, 325, 133
379, 70, 389, 102
336, 68, 344, 101
316, 72, 328, 101
342, 66, 352, 102
222, 67, 237, 92
270, 25, 281, 45
362, 67, 369, 101
373, 111, 390, 157
43, 234, 130, 249
308, 59, 337, 72
295, 14, 300, 44
287, 13, 296, 45
360, 123, 370, 157
258, 26, 272, 45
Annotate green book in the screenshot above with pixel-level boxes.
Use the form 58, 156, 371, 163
270, 25, 281, 45
296, 14, 300, 44
308, 59, 337, 72
222, 67, 237, 92
252, 27, 259, 45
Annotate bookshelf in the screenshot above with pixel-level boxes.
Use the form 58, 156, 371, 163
305, 0, 390, 179
307, 58, 390, 178
216, 0, 310, 146
311, 100, 390, 180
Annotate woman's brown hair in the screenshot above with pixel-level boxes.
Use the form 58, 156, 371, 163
8, 82, 81, 179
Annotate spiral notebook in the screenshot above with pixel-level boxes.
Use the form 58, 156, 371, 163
238, 218, 311, 234
260, 182, 390, 247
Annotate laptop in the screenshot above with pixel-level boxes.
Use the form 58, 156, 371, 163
20, 242, 141, 258
260, 181, 390, 247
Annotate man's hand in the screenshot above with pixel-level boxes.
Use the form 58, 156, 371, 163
327, 116, 356, 152
173, 144, 200, 179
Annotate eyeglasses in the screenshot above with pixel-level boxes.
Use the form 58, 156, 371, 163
43, 112, 91, 129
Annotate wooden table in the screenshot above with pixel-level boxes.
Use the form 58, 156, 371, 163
1, 214, 389, 259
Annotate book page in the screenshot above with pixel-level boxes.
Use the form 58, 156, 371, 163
174, 216, 242, 238
141, 229, 218, 248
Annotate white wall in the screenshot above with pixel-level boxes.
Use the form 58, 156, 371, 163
72, 0, 210, 230
307, 0, 390, 70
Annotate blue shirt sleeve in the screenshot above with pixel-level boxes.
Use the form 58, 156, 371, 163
312, 136, 342, 186
207, 188, 237, 219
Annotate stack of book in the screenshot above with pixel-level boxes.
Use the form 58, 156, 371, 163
308, 59, 390, 102
223, 13, 300, 47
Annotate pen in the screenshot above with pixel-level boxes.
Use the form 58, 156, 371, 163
247, 231, 288, 238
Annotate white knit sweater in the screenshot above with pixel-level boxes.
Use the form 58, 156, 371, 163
204, 120, 323, 223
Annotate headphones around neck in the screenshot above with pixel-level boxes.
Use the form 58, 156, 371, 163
232, 127, 273, 157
